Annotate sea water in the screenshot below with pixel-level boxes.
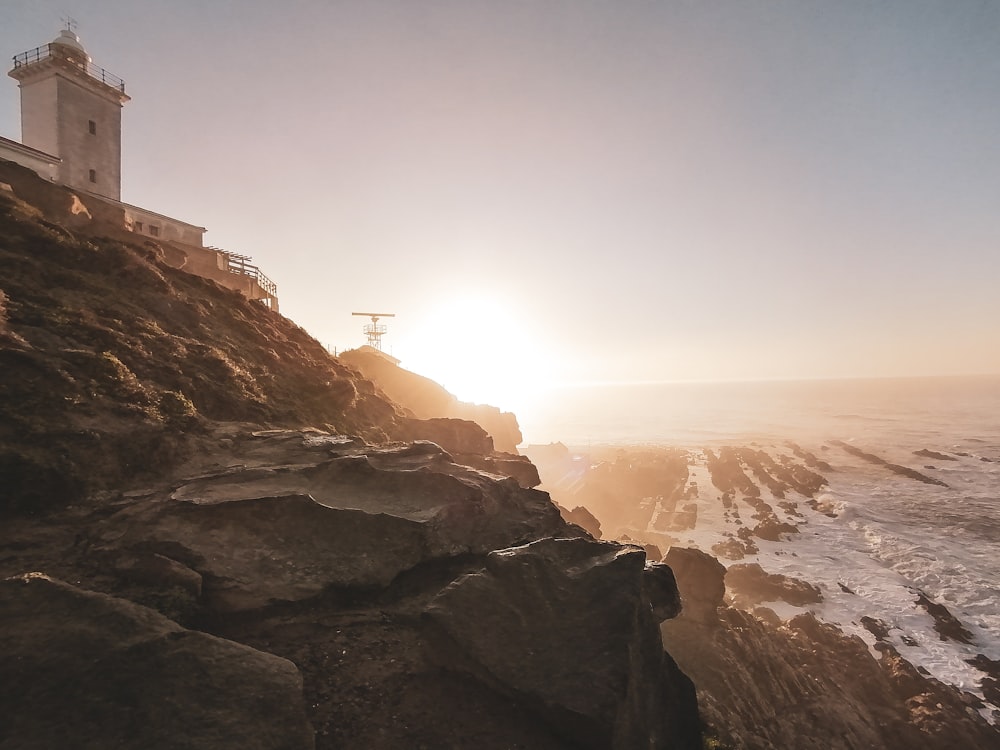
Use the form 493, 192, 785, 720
518, 375, 1000, 709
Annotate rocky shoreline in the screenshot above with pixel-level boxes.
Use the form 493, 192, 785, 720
526, 441, 1000, 748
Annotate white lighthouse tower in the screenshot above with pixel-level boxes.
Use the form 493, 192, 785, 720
8, 27, 130, 200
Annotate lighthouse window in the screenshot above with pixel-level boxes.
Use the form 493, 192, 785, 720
88, 169, 97, 183
88, 120, 96, 135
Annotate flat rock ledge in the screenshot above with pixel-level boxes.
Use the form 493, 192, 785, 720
95, 436, 568, 613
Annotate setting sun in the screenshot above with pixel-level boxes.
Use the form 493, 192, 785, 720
401, 294, 552, 412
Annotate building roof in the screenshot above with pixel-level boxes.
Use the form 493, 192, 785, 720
0, 134, 60, 162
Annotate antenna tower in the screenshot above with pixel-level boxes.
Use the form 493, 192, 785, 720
352, 312, 395, 351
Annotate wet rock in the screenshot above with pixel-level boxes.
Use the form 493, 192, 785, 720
967, 654, 1000, 707
861, 615, 891, 641
913, 449, 958, 461
833, 441, 948, 487
424, 537, 700, 750
726, 563, 823, 608
873, 640, 997, 746
0, 573, 314, 750
705, 447, 760, 497
785, 441, 833, 474
752, 519, 799, 541
712, 536, 750, 560
914, 590, 974, 644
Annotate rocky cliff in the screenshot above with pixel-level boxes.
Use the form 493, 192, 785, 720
339, 345, 525, 453
0, 164, 700, 749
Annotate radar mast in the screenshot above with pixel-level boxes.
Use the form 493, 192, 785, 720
351, 312, 395, 351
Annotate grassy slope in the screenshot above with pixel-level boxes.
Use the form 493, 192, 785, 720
0, 189, 400, 514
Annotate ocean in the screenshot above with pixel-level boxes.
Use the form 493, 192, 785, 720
518, 375, 1000, 713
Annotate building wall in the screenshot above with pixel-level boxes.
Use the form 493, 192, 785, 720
167, 244, 279, 311
18, 75, 59, 157
16, 58, 125, 201
122, 204, 205, 246
52, 75, 123, 200
0, 138, 60, 182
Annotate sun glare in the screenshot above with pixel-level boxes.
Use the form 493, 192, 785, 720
402, 295, 552, 413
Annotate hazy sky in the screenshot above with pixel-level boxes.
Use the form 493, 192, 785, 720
3, 1, 999, 409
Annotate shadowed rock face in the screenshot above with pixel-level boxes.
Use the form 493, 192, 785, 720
0, 573, 314, 750
424, 537, 699, 750
664, 547, 726, 624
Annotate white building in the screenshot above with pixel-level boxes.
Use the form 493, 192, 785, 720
2, 28, 278, 310
8, 28, 128, 201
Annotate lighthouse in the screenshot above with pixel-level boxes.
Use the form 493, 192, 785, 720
8, 27, 130, 201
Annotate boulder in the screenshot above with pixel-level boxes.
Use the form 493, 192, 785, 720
112, 550, 203, 598
752, 519, 800, 541
914, 590, 974, 644
643, 561, 683, 621
664, 546, 726, 623
460, 451, 542, 488
423, 537, 700, 750
0, 573, 314, 750
555, 502, 603, 539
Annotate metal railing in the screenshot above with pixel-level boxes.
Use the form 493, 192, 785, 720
219, 250, 278, 298
12, 44, 126, 93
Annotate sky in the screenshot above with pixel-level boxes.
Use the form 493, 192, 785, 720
2, 0, 999, 412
